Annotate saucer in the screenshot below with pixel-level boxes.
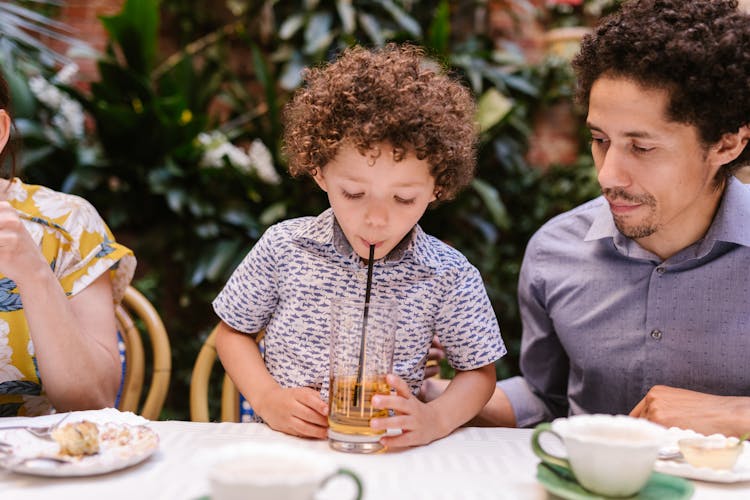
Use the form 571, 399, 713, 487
536, 462, 694, 500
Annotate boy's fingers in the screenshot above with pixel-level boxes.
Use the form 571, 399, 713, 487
386, 373, 411, 398
295, 387, 329, 415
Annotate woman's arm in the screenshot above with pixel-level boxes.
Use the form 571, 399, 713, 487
0, 203, 120, 411
23, 272, 121, 411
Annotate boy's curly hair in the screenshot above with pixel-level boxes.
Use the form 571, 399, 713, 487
283, 44, 477, 202
573, 0, 750, 183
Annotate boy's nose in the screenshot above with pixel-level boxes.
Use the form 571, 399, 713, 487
364, 202, 388, 227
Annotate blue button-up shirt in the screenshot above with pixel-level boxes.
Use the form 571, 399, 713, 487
499, 177, 750, 427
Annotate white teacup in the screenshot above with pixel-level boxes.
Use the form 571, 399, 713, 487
532, 414, 667, 497
208, 443, 362, 500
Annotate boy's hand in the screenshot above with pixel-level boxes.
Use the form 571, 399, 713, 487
369, 373, 447, 449
256, 386, 329, 439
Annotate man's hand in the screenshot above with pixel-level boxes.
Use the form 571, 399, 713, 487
423, 335, 445, 379
630, 385, 750, 437
255, 386, 329, 439
370, 373, 447, 449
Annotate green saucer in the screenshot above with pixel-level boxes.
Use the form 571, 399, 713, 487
536, 462, 694, 500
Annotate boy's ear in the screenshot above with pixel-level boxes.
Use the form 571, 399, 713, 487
312, 169, 329, 192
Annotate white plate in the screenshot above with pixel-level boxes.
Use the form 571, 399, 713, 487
0, 422, 159, 477
655, 427, 750, 483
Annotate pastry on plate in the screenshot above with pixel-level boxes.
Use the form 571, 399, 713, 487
52, 420, 100, 456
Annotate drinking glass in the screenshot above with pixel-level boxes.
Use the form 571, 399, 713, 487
327, 298, 397, 453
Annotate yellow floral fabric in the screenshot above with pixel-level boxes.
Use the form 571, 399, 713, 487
0, 178, 136, 416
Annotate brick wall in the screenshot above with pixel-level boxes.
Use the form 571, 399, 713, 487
55, 0, 126, 83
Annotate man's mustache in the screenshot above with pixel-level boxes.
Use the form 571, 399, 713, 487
602, 187, 656, 206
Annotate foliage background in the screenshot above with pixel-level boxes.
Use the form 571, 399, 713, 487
5, 0, 609, 419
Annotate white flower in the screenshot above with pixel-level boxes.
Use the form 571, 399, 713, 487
198, 132, 281, 185
0, 319, 23, 384
52, 98, 85, 139
54, 63, 79, 85
29, 76, 63, 109
69, 258, 117, 296
247, 139, 281, 185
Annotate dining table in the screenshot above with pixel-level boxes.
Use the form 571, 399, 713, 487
1, 409, 749, 500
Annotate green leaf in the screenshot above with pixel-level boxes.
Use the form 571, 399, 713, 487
471, 178, 510, 230
427, 0, 450, 57
279, 13, 305, 40
259, 201, 287, 226
251, 44, 280, 142
2, 66, 36, 118
204, 239, 244, 281
378, 0, 421, 38
476, 88, 513, 133
358, 12, 384, 47
279, 51, 306, 91
99, 0, 159, 76
304, 12, 334, 55
336, 0, 356, 34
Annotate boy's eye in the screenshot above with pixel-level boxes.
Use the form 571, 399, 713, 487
342, 190, 364, 200
394, 196, 416, 205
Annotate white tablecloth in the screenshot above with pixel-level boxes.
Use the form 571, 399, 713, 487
1, 414, 749, 499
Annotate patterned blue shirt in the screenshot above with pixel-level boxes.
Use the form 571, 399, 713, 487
214, 208, 506, 408
499, 177, 750, 427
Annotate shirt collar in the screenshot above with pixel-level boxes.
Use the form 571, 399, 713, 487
291, 208, 440, 272
583, 176, 750, 258
700, 176, 750, 248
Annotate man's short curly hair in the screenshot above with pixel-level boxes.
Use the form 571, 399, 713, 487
283, 44, 477, 202
573, 0, 750, 183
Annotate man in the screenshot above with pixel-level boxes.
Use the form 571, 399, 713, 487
424, 0, 750, 437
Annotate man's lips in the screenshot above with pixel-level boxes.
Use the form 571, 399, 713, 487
607, 199, 642, 214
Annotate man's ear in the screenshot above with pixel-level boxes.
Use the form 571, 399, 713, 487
709, 125, 750, 168
312, 168, 328, 192
0, 110, 11, 153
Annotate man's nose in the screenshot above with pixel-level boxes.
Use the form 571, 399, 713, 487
596, 147, 631, 190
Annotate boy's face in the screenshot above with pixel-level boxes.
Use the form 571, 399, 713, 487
313, 142, 436, 260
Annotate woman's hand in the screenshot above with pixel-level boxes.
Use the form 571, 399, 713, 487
0, 202, 48, 283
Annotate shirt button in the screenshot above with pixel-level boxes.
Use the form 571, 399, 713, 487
656, 267, 666, 275
650, 329, 663, 340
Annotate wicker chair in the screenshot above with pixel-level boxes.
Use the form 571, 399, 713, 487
190, 324, 263, 422
115, 286, 171, 420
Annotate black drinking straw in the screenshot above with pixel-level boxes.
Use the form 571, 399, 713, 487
354, 244, 376, 408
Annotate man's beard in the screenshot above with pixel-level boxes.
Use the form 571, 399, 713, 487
602, 187, 659, 239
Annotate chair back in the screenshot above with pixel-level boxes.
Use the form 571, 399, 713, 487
190, 325, 263, 422
116, 286, 171, 420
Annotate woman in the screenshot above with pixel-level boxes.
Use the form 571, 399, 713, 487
0, 73, 135, 416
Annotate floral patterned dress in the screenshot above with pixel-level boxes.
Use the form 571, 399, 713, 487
0, 178, 136, 416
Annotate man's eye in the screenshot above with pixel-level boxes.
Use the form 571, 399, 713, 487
590, 137, 609, 146
342, 190, 364, 200
631, 144, 654, 154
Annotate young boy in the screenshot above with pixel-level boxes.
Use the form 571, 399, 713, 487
213, 44, 505, 448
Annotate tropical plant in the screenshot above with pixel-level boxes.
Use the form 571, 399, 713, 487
11, 0, 602, 418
